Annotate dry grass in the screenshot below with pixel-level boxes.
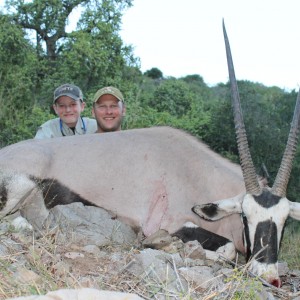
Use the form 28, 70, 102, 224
0, 229, 265, 300
0, 222, 300, 299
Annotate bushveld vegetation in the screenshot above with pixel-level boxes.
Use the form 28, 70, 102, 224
1, 1, 300, 240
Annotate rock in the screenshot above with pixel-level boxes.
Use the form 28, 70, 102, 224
8, 288, 143, 300
51, 261, 71, 276
142, 229, 173, 249
12, 267, 41, 285
126, 248, 178, 280
46, 202, 137, 246
178, 265, 221, 290
0, 203, 296, 300
278, 261, 289, 276
11, 216, 33, 231
125, 248, 189, 297
182, 240, 206, 259
82, 244, 102, 256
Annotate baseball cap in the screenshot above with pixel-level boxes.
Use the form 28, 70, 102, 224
53, 83, 83, 103
93, 86, 124, 103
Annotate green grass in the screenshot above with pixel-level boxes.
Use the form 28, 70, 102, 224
279, 225, 300, 270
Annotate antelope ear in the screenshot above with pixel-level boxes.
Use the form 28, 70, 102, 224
288, 200, 300, 221
192, 194, 244, 221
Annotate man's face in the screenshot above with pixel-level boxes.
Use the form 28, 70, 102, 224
92, 94, 125, 133
53, 96, 85, 128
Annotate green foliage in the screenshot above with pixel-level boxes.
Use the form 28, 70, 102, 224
151, 79, 193, 117
2, 0, 138, 104
207, 81, 299, 184
224, 268, 263, 300
144, 67, 163, 79
0, 106, 54, 147
0, 14, 38, 107
0, 14, 41, 146
279, 225, 300, 267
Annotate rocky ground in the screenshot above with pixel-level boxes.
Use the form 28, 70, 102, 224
0, 203, 300, 300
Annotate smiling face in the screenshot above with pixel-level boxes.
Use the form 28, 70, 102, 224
92, 94, 125, 133
53, 96, 85, 128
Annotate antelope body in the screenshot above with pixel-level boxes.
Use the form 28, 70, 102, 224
0, 126, 245, 250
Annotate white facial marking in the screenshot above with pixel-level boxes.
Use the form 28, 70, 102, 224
242, 194, 289, 253
248, 259, 279, 282
242, 193, 290, 280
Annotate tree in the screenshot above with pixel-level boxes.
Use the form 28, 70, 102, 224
144, 67, 163, 79
150, 79, 193, 117
0, 14, 38, 107
204, 83, 237, 159
2, 0, 140, 103
4, 0, 132, 60
208, 80, 298, 183
0, 14, 41, 146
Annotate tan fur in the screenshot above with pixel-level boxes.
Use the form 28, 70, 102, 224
0, 126, 246, 252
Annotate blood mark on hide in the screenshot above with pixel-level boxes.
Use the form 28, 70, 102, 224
144, 180, 169, 236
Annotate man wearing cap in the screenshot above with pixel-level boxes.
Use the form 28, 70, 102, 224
35, 83, 97, 139
92, 86, 126, 133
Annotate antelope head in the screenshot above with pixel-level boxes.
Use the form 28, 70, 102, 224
193, 20, 300, 287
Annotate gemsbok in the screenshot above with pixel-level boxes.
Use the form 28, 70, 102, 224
0, 21, 298, 287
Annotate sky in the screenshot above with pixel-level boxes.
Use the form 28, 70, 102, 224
1, 0, 299, 90
120, 0, 300, 91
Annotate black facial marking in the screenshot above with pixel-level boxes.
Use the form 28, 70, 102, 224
252, 220, 278, 264
30, 176, 96, 209
192, 203, 218, 219
242, 215, 252, 261
254, 190, 281, 208
172, 226, 231, 251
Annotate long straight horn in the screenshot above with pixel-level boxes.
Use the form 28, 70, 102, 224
271, 90, 300, 197
223, 20, 261, 195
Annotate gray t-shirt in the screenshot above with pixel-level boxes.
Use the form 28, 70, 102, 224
34, 117, 97, 139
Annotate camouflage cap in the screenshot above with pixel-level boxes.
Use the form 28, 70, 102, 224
54, 83, 83, 103
93, 86, 124, 103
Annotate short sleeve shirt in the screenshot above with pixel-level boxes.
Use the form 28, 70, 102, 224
34, 117, 97, 139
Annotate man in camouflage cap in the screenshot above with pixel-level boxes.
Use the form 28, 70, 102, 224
35, 83, 97, 139
92, 86, 126, 133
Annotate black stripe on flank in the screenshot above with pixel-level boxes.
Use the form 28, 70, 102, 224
252, 220, 278, 264
254, 190, 281, 208
0, 181, 8, 211
30, 176, 96, 209
172, 226, 231, 251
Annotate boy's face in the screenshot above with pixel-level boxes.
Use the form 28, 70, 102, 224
53, 96, 85, 128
